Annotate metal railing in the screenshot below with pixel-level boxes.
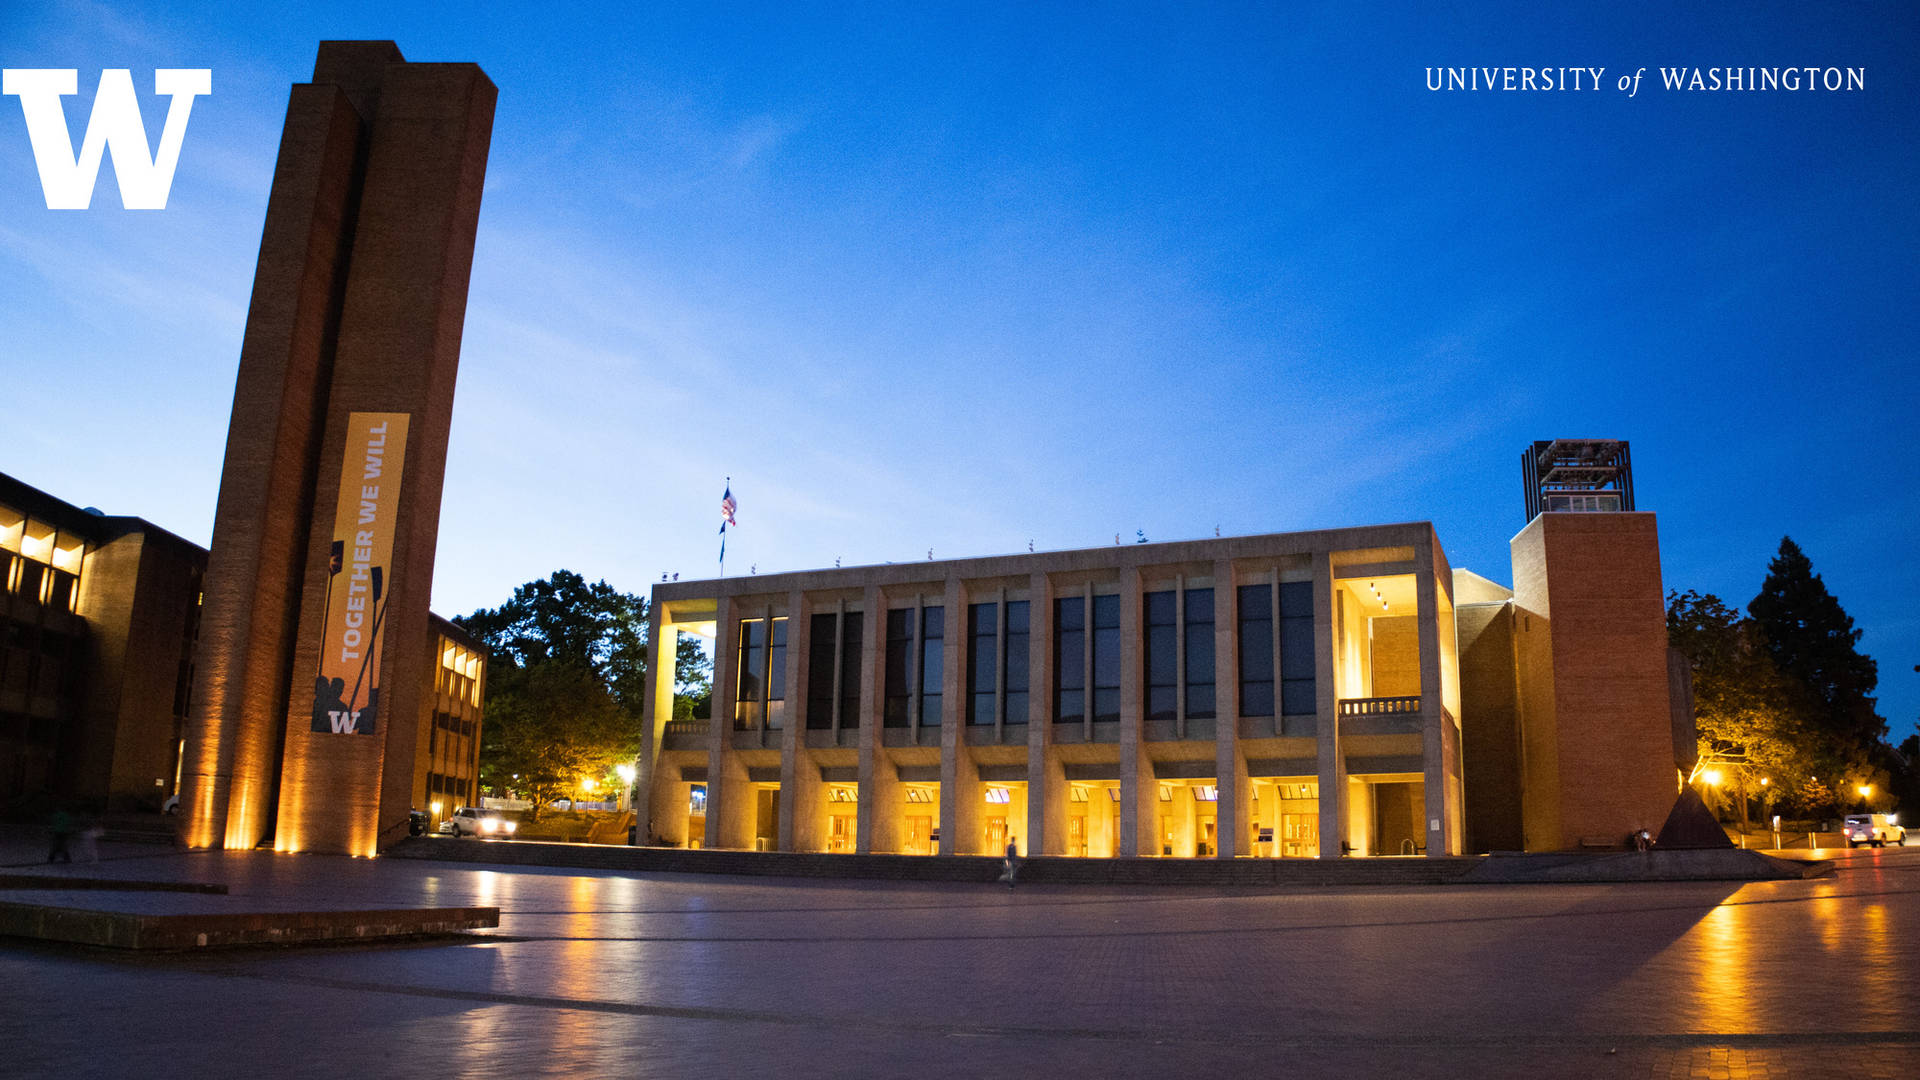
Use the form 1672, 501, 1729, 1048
663, 719, 709, 738
1337, 696, 1421, 716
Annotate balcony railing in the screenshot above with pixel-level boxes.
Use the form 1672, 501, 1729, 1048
663, 719, 709, 738
1337, 696, 1421, 717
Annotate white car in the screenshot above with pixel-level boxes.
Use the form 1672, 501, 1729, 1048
1843, 813, 1906, 848
439, 806, 517, 838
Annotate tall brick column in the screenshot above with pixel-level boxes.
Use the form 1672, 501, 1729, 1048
182, 43, 495, 855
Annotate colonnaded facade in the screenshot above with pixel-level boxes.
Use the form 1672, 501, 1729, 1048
640, 446, 1681, 859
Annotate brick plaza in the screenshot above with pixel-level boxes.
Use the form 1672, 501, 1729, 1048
4, 842, 1918, 1078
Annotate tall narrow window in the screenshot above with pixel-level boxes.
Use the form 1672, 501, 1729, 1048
1091, 594, 1120, 724
807, 613, 836, 729
919, 606, 945, 725
735, 618, 765, 729
1003, 601, 1029, 725
1054, 596, 1085, 723
1279, 581, 1316, 715
765, 617, 788, 730
884, 610, 913, 727
1144, 590, 1176, 723
1237, 585, 1274, 717
839, 612, 864, 729
967, 602, 997, 725
1185, 588, 1215, 719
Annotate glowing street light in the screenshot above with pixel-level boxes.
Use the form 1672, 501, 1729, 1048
615, 763, 636, 785
1701, 769, 1724, 787
1858, 784, 1873, 798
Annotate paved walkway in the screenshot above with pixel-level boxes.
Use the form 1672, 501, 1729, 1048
4, 839, 1918, 1078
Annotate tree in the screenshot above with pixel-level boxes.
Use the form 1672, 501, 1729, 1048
459, 570, 714, 811
675, 634, 713, 720
457, 570, 650, 711
1748, 537, 1885, 752
479, 661, 634, 816
1668, 590, 1822, 815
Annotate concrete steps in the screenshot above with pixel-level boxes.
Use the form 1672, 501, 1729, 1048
98, 816, 182, 846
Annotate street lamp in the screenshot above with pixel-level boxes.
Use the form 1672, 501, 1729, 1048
615, 762, 637, 812
1701, 769, 1724, 787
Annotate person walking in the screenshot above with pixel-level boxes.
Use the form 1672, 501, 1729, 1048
47, 807, 75, 864
1001, 835, 1020, 889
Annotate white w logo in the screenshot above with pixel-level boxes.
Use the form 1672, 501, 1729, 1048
3, 68, 211, 209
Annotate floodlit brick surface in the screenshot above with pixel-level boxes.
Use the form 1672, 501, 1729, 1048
1513, 513, 1676, 850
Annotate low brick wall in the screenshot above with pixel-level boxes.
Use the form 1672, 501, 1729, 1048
0, 900, 498, 950
389, 838, 1485, 887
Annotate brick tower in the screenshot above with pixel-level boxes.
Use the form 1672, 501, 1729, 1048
182, 43, 495, 855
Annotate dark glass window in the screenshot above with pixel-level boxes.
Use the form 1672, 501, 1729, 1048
45, 569, 75, 612
1279, 581, 1316, 715
807, 613, 836, 729
1237, 584, 1274, 717
1054, 596, 1084, 723
884, 610, 913, 727
1003, 601, 1030, 725
1185, 588, 1215, 719
16, 560, 44, 605
839, 612, 863, 729
967, 603, 996, 725
1144, 590, 1176, 723
919, 606, 944, 725
735, 619, 764, 729
765, 617, 787, 730
1091, 594, 1120, 723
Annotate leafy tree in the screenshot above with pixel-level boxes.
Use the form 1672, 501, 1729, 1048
1668, 590, 1822, 814
675, 634, 713, 719
458, 570, 715, 809
457, 570, 649, 711
478, 661, 634, 817
1748, 537, 1886, 752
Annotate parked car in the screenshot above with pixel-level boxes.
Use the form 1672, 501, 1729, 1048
440, 806, 517, 838
1843, 813, 1906, 847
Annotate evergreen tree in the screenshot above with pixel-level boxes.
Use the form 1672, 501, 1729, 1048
1747, 537, 1885, 753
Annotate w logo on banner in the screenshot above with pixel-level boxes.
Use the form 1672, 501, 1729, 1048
3, 68, 211, 209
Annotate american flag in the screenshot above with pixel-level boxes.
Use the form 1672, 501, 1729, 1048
720, 481, 738, 530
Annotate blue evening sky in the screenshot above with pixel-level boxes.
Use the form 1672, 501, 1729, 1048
3, 2, 1916, 737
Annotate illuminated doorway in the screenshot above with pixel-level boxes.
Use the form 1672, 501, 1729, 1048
826, 785, 857, 853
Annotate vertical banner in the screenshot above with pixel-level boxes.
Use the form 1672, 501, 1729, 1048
311, 412, 410, 734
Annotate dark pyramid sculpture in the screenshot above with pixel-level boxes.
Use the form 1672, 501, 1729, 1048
1653, 784, 1735, 850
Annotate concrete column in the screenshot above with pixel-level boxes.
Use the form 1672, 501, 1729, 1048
1215, 564, 1254, 859
637, 598, 674, 844
939, 577, 982, 854
1217, 736, 1252, 858
856, 585, 898, 853
705, 595, 735, 849
1414, 531, 1449, 855
1026, 572, 1065, 854
1313, 551, 1347, 856
780, 589, 821, 852
1118, 566, 1156, 857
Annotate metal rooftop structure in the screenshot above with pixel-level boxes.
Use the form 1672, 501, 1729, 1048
1522, 439, 1634, 522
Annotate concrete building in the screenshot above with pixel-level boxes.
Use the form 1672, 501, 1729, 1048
638, 440, 1680, 857
1, 471, 486, 835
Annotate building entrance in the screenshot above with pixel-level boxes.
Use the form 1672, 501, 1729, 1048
754, 786, 780, 851
903, 784, 939, 854
826, 784, 857, 853
1066, 782, 1118, 856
